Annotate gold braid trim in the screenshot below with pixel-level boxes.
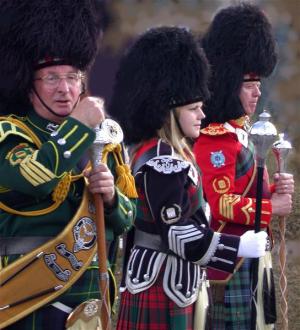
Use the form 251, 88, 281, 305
0, 116, 81, 216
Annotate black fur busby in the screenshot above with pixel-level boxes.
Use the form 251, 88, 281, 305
108, 26, 210, 144
201, 3, 278, 126
0, 0, 110, 115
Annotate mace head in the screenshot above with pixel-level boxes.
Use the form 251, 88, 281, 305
91, 119, 124, 167
249, 110, 277, 167
272, 133, 292, 173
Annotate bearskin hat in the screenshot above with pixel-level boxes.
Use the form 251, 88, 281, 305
201, 3, 278, 126
0, 0, 110, 115
108, 26, 210, 144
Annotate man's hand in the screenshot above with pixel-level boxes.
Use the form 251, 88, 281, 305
84, 164, 116, 207
70, 97, 105, 128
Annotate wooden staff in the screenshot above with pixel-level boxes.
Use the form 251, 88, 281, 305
90, 125, 111, 330
272, 133, 292, 330
249, 111, 277, 330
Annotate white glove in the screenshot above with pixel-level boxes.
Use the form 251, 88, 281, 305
237, 230, 267, 258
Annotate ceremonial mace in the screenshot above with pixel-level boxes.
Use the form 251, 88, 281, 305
272, 133, 292, 330
90, 119, 124, 330
249, 111, 277, 330
65, 119, 123, 330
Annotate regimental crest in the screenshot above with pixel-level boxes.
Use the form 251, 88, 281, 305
161, 204, 182, 224
210, 151, 225, 168
73, 217, 97, 253
6, 143, 34, 166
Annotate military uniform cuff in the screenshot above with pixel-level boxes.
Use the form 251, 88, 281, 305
105, 188, 134, 236
206, 233, 239, 273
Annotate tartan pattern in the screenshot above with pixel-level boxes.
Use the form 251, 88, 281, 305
117, 272, 194, 330
235, 140, 255, 179
5, 267, 101, 330
211, 259, 252, 330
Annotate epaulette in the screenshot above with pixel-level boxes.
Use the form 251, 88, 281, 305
0, 119, 33, 144
200, 123, 230, 136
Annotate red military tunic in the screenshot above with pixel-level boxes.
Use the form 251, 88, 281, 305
193, 116, 273, 281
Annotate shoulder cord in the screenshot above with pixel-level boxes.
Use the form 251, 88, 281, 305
0, 117, 137, 216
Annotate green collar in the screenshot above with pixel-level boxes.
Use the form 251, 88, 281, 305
26, 109, 60, 135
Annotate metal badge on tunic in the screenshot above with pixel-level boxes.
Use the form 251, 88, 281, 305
161, 204, 182, 224
210, 151, 225, 168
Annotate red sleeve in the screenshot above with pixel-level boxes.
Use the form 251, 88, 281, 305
193, 133, 272, 228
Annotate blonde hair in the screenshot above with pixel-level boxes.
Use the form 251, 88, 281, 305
157, 109, 194, 161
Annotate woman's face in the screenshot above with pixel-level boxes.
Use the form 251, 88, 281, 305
239, 74, 262, 117
176, 101, 205, 139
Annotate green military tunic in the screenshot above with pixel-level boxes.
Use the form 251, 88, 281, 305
0, 109, 135, 329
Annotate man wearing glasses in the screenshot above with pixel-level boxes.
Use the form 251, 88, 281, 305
0, 1, 136, 329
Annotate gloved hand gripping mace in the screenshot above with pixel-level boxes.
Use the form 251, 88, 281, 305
272, 133, 292, 330
249, 111, 277, 330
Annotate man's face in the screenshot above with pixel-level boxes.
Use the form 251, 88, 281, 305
239, 74, 261, 117
30, 65, 82, 123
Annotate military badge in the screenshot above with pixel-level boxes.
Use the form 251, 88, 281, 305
73, 217, 97, 253
6, 143, 34, 166
210, 151, 225, 168
212, 176, 230, 193
161, 204, 182, 223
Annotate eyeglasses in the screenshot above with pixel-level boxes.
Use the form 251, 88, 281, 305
34, 72, 83, 88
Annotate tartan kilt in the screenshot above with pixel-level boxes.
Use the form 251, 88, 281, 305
4, 266, 101, 330
117, 272, 194, 330
210, 258, 252, 330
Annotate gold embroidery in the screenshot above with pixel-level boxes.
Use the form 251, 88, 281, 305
212, 176, 231, 194
6, 143, 35, 166
241, 198, 253, 225
219, 194, 240, 220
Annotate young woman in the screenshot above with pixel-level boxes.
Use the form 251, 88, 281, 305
108, 26, 267, 330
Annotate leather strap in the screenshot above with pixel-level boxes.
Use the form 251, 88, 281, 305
134, 229, 169, 254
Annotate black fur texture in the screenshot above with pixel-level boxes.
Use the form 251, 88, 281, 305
0, 0, 109, 115
201, 3, 278, 126
108, 26, 210, 144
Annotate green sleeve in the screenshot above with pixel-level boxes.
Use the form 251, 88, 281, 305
104, 188, 136, 239
0, 117, 95, 197
103, 150, 136, 240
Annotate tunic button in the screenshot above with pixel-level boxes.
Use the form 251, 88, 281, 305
175, 283, 182, 290
186, 291, 191, 298
63, 150, 72, 158
201, 224, 206, 228
58, 138, 66, 145
132, 278, 139, 284
127, 210, 133, 218
143, 274, 150, 281
211, 257, 218, 262
50, 131, 58, 137
218, 244, 225, 250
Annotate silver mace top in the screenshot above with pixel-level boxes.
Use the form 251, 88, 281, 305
249, 110, 278, 168
90, 118, 124, 167
272, 133, 292, 173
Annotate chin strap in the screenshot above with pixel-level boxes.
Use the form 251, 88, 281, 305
33, 88, 82, 118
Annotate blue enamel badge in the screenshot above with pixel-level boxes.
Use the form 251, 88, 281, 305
210, 151, 225, 168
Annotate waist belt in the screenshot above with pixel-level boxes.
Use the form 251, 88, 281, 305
134, 229, 169, 254
0, 237, 53, 255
